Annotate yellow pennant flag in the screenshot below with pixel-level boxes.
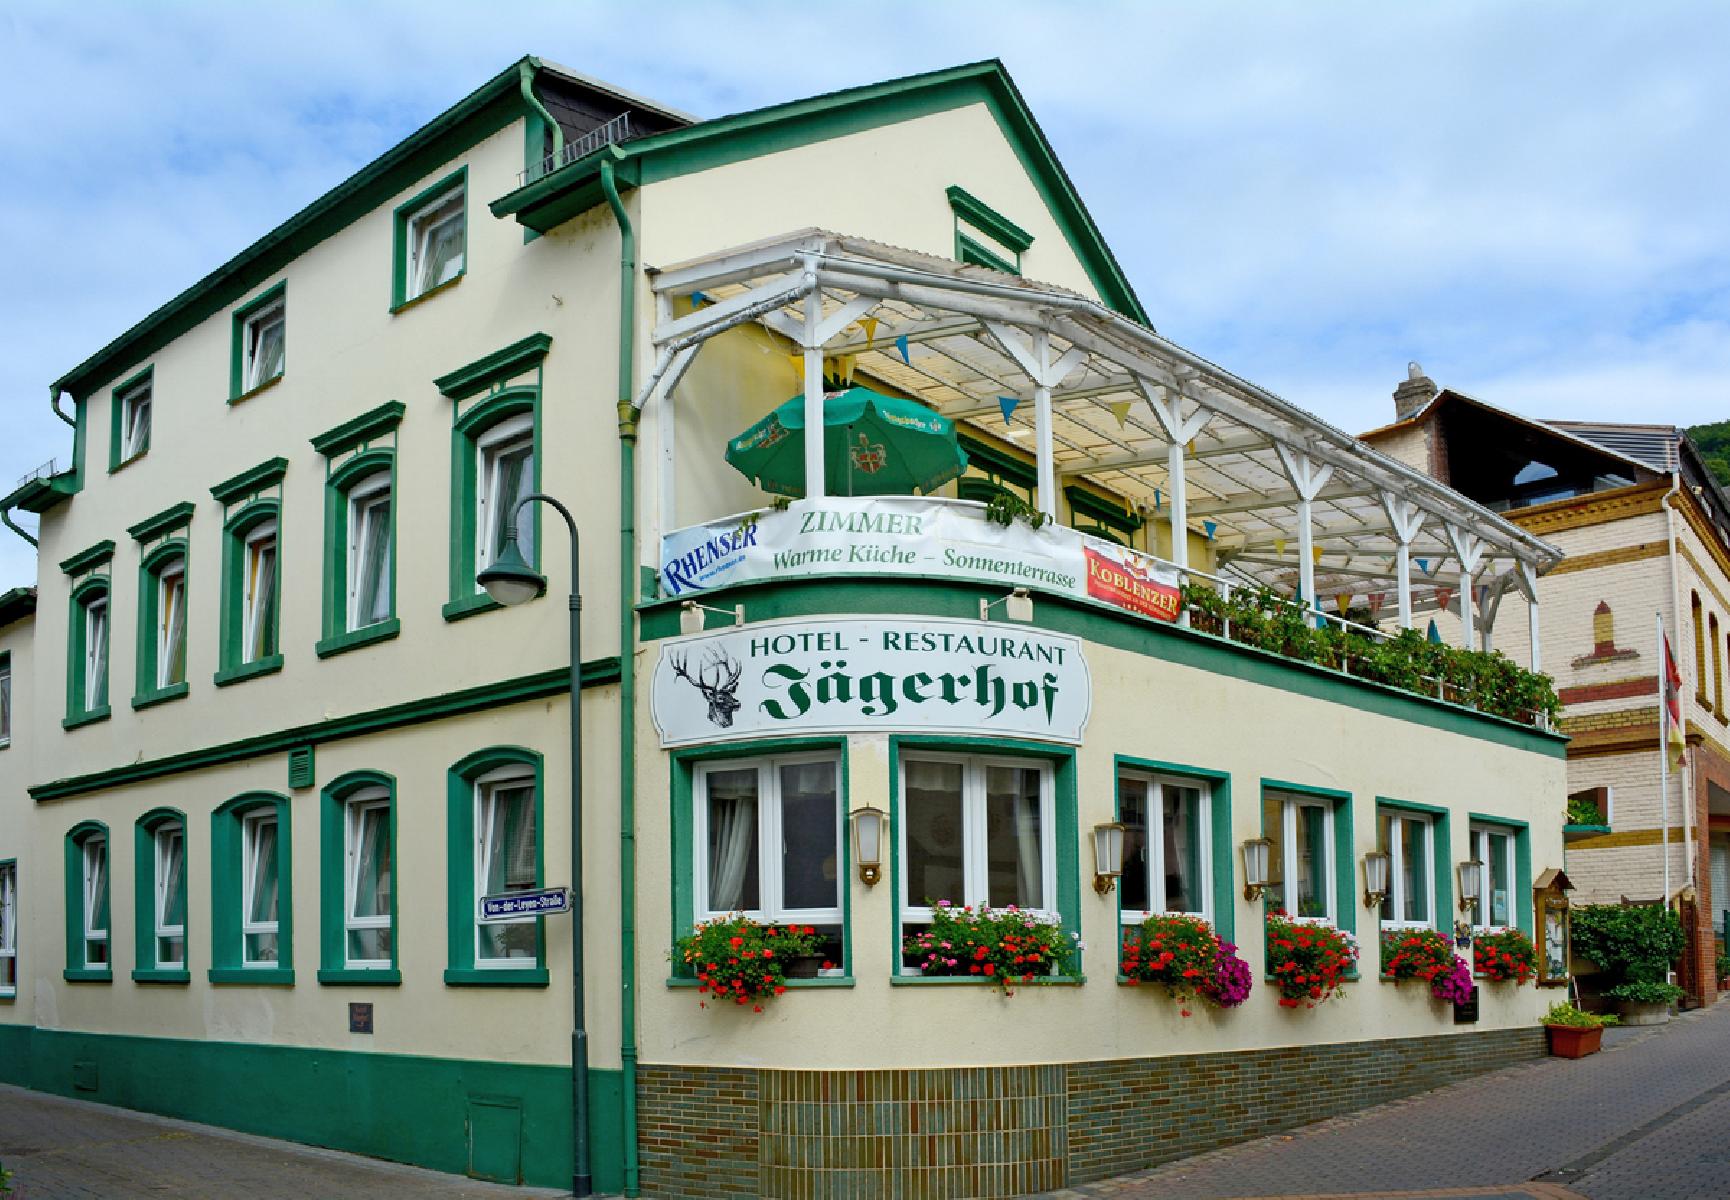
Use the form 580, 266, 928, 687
1312, 544, 1324, 564
1274, 538, 1288, 556
1335, 592, 1352, 614
859, 317, 878, 350
1109, 400, 1132, 428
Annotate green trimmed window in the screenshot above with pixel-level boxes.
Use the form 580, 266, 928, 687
899, 753, 1054, 920
1, 859, 18, 995
66, 578, 111, 726
694, 753, 845, 962
1261, 785, 1354, 932
319, 453, 397, 654
64, 821, 111, 979
393, 168, 466, 309
109, 366, 152, 471
134, 808, 188, 979
210, 793, 293, 983
1116, 769, 1211, 921
446, 748, 546, 985
135, 543, 189, 706
1, 650, 11, 747
1469, 820, 1529, 933
230, 282, 286, 400
1377, 807, 1436, 929
446, 394, 540, 620
217, 502, 282, 684
319, 771, 397, 983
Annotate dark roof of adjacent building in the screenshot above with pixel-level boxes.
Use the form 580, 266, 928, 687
0, 585, 36, 629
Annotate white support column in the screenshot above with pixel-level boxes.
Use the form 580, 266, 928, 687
1478, 570, 1508, 653
1275, 444, 1335, 619
801, 279, 825, 500
1380, 492, 1426, 631
1137, 377, 1211, 579
1445, 526, 1487, 649
1033, 330, 1056, 521
1515, 560, 1542, 672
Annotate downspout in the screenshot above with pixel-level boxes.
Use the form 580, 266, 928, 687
519, 59, 564, 172
50, 384, 75, 428
0, 506, 37, 548
600, 153, 642, 1198
1662, 471, 1696, 894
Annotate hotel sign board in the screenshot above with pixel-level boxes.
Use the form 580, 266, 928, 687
659, 498, 1180, 623
651, 616, 1092, 747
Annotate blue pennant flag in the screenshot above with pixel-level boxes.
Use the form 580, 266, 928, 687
1203, 520, 1217, 540
1416, 557, 1430, 575
690, 290, 710, 308
1426, 619, 1442, 644
895, 334, 910, 365
998, 395, 1020, 425
1153, 488, 1163, 511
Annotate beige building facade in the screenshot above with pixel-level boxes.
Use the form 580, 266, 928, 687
1, 59, 1570, 1198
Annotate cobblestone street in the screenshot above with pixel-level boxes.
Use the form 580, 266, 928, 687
6, 1003, 1730, 1198
1044, 999, 1730, 1200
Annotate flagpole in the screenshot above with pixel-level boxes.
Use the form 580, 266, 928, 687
1659, 612, 1671, 906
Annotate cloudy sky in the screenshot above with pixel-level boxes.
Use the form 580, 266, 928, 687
2, 1, 1727, 587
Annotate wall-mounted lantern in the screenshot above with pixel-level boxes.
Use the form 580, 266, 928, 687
1242, 838, 1272, 902
850, 805, 887, 886
1362, 850, 1391, 909
1457, 859, 1484, 914
1092, 822, 1126, 895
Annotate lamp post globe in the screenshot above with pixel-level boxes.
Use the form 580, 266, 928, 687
477, 534, 548, 606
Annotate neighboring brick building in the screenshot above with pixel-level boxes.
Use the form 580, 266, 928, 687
1363, 368, 1730, 1004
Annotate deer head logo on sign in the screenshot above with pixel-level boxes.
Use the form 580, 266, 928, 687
668, 646, 744, 728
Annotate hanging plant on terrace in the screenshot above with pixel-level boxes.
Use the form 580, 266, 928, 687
1120, 913, 1252, 1015
1266, 911, 1358, 1008
675, 915, 821, 1012
1177, 583, 1560, 726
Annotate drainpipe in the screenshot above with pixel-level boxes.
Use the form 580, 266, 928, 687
1662, 470, 1696, 893
0, 505, 36, 548
50, 384, 75, 428
600, 154, 642, 1198
519, 59, 564, 172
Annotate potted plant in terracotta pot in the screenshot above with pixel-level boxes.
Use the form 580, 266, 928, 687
1542, 1001, 1617, 1058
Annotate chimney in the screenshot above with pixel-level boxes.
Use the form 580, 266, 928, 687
1393, 361, 1438, 422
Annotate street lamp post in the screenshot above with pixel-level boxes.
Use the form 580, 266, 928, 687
477, 492, 590, 1199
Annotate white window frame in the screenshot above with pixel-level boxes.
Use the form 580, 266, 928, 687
154, 822, 186, 968
242, 520, 278, 664
406, 185, 465, 299
1378, 809, 1435, 930
82, 835, 108, 967
898, 752, 1057, 930
240, 809, 280, 966
474, 765, 538, 969
1272, 792, 1337, 926
476, 414, 535, 573
1471, 824, 1518, 932
118, 376, 151, 461
345, 472, 393, 631
1, 654, 11, 747
691, 753, 844, 927
1117, 771, 1213, 926
343, 788, 393, 970
84, 593, 109, 712
242, 299, 285, 391
0, 861, 17, 995
156, 557, 187, 689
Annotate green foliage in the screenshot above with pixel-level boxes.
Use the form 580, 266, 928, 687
1542, 1000, 1618, 1028
1180, 583, 1561, 725
1686, 421, 1730, 488
903, 902, 1076, 994
1565, 792, 1603, 826
674, 915, 821, 1012
1474, 927, 1537, 983
1605, 979, 1684, 1005
1716, 952, 1730, 981
982, 490, 1049, 530
1571, 903, 1686, 985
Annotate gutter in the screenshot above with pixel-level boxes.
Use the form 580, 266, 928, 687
600, 155, 643, 1198
50, 384, 75, 428
519, 58, 565, 171
0, 505, 37, 548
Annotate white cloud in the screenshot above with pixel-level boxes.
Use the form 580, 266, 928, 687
2, 0, 1728, 586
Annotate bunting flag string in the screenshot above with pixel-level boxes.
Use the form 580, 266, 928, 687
1366, 592, 1386, 619
1335, 592, 1353, 615
895, 334, 911, 365
859, 317, 878, 350
1109, 399, 1132, 428
1203, 520, 1218, 540
1274, 538, 1287, 556
1416, 557, 1431, 575
998, 395, 1020, 425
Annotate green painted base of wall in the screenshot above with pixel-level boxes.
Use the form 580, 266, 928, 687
0, 1024, 620, 1192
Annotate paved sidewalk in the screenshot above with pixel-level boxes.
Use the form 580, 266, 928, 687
1043, 1000, 1730, 1200
0, 1084, 568, 1200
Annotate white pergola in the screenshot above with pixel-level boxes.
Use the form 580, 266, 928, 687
635, 230, 1561, 669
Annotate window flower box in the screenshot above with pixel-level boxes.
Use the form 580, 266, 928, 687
1121, 913, 1251, 1014
1267, 912, 1357, 1008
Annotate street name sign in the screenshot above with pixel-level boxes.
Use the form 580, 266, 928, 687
478, 887, 572, 923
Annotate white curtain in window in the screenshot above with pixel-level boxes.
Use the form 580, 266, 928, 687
707, 777, 758, 913
1013, 783, 1042, 908
479, 782, 536, 961
350, 489, 392, 629
86, 601, 108, 710
160, 566, 186, 687
246, 536, 277, 662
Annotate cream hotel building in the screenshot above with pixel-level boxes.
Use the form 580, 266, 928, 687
0, 57, 1572, 1198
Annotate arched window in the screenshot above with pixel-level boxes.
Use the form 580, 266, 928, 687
63, 820, 111, 980
218, 500, 282, 684
135, 807, 188, 979
445, 747, 547, 985
210, 792, 293, 984
1712, 613, 1723, 716
320, 770, 398, 983
66, 577, 111, 726
1693, 592, 1707, 704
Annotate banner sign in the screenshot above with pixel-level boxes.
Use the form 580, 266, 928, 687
478, 887, 572, 923
659, 498, 1180, 622
651, 616, 1092, 747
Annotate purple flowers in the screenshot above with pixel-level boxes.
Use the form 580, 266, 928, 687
1430, 954, 1474, 1005
1210, 941, 1254, 1008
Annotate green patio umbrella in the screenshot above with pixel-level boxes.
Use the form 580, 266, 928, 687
725, 386, 969, 498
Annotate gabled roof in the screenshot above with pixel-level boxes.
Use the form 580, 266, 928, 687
1547, 420, 1679, 473
0, 586, 36, 629
491, 59, 1149, 326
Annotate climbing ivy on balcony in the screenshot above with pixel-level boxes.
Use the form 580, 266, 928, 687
1181, 583, 1560, 727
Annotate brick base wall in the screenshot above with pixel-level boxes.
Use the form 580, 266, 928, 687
637, 1026, 1546, 1199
